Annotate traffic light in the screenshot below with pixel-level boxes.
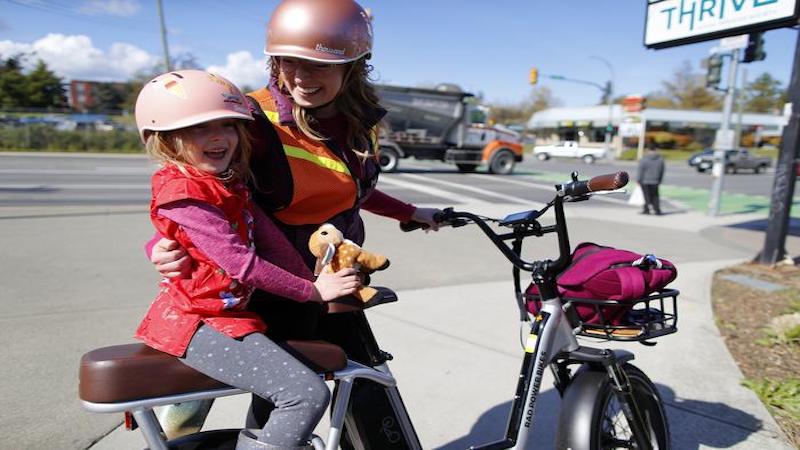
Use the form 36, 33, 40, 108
742, 32, 766, 63
529, 68, 538, 85
706, 54, 723, 88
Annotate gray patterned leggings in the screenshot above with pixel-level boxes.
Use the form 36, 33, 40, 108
180, 324, 330, 446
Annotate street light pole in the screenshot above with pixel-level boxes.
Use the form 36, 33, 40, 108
591, 56, 616, 158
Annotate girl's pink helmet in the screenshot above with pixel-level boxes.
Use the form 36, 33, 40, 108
265, 0, 373, 64
134, 70, 253, 142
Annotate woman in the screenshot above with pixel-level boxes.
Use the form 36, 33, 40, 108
150, 0, 440, 436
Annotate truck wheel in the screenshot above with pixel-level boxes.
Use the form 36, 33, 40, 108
378, 147, 400, 173
581, 154, 596, 164
489, 149, 516, 175
754, 165, 764, 174
456, 163, 478, 173
537, 153, 550, 161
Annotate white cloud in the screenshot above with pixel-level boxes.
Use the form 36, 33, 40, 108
79, 0, 140, 16
206, 51, 269, 90
0, 33, 157, 81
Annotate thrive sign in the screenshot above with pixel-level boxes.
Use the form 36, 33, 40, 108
645, 0, 799, 48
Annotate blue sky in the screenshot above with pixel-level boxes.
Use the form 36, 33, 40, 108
0, 0, 797, 107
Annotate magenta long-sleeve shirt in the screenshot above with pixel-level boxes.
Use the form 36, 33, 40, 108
156, 200, 316, 303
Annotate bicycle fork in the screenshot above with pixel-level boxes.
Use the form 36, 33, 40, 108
606, 364, 654, 450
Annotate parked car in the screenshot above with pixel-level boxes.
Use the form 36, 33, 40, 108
692, 149, 771, 174
533, 140, 606, 164
687, 149, 713, 169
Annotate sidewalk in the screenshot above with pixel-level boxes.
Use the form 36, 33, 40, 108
90, 203, 798, 449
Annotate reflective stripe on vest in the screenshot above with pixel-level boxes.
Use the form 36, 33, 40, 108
283, 144, 351, 175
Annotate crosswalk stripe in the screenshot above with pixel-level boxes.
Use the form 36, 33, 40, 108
378, 176, 490, 204
399, 173, 530, 205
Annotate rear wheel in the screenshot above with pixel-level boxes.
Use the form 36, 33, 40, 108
582, 154, 596, 164
456, 163, 478, 173
537, 153, 550, 161
488, 149, 516, 175
378, 147, 400, 173
555, 363, 669, 450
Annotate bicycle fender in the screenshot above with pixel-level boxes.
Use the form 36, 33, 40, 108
554, 368, 608, 450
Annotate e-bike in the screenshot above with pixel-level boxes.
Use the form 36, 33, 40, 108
79, 171, 678, 449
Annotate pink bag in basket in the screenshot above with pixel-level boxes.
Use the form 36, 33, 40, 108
526, 242, 677, 325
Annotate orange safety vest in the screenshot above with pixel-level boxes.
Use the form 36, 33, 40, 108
248, 88, 380, 226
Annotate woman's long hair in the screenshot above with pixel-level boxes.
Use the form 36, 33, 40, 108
270, 57, 382, 161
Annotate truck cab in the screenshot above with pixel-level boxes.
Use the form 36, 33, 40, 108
376, 84, 523, 174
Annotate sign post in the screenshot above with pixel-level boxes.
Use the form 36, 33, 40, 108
708, 50, 739, 216
760, 32, 800, 265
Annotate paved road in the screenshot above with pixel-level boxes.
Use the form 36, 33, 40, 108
0, 152, 791, 210
1, 152, 797, 449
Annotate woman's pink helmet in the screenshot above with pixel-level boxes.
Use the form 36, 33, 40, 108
265, 0, 373, 64
134, 70, 253, 142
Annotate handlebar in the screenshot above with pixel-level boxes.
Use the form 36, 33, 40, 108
558, 171, 629, 198
399, 171, 629, 277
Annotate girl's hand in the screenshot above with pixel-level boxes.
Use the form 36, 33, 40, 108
411, 207, 443, 231
151, 238, 191, 278
311, 268, 360, 302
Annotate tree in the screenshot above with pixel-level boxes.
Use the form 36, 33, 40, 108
487, 86, 561, 124
25, 59, 66, 108
647, 60, 722, 111
742, 72, 785, 114
0, 54, 28, 108
91, 82, 134, 112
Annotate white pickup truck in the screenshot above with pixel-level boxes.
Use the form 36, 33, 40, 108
533, 141, 607, 164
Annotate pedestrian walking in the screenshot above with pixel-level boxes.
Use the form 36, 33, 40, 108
637, 144, 665, 215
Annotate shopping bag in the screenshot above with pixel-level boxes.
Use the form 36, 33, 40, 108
628, 183, 645, 207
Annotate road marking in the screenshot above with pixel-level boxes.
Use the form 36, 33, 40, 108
0, 184, 149, 190
378, 176, 491, 204
399, 173, 530, 205
0, 167, 153, 175
469, 174, 630, 205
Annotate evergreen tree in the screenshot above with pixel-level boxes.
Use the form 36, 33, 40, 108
743, 72, 785, 114
26, 59, 67, 108
0, 54, 28, 108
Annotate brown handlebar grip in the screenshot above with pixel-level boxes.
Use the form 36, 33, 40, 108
587, 171, 629, 192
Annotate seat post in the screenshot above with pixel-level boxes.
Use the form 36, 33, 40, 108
131, 408, 168, 450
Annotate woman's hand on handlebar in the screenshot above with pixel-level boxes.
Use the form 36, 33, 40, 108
151, 238, 191, 278
310, 268, 361, 302
410, 207, 443, 231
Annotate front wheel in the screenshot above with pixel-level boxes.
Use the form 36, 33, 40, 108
488, 149, 516, 175
555, 363, 670, 450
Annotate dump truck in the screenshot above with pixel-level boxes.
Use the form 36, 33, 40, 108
376, 84, 524, 174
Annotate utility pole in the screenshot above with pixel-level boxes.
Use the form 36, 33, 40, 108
759, 32, 800, 265
157, 0, 172, 72
708, 49, 739, 216
591, 56, 616, 159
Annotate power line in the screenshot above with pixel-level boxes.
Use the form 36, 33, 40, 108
2, 0, 153, 33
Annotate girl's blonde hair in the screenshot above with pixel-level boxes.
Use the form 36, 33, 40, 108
144, 122, 254, 184
269, 57, 382, 161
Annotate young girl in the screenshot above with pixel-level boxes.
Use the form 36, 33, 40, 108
133, 69, 358, 450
